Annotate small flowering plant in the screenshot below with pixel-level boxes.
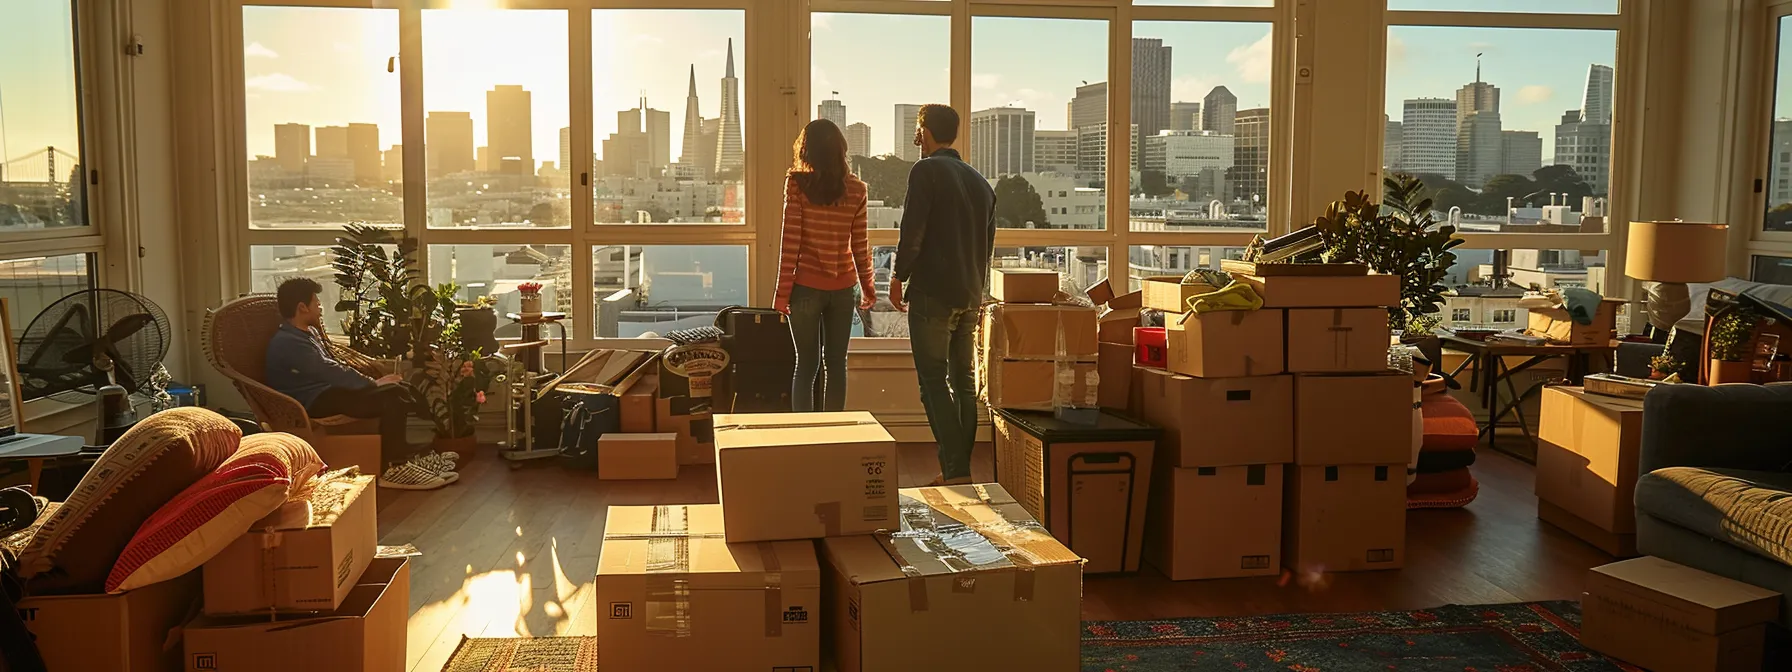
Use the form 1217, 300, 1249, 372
406, 282, 498, 439
518, 281, 544, 298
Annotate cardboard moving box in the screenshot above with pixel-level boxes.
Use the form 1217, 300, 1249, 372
1235, 273, 1400, 309
21, 570, 200, 672
992, 409, 1158, 573
1141, 276, 1214, 313
981, 359, 1098, 411
203, 474, 376, 615
1582, 556, 1781, 672
1535, 386, 1642, 535
620, 374, 658, 433
315, 434, 381, 474
1286, 308, 1393, 373
981, 303, 1098, 361
715, 411, 899, 542
821, 484, 1084, 672
596, 504, 820, 672
598, 432, 679, 480
1097, 343, 1134, 412
183, 558, 410, 672
1165, 309, 1285, 378
1099, 307, 1143, 345
1148, 465, 1283, 581
991, 267, 1061, 303
1528, 298, 1623, 345
659, 340, 726, 465
656, 395, 715, 466
1141, 369, 1292, 467
1283, 464, 1406, 573
1293, 373, 1410, 465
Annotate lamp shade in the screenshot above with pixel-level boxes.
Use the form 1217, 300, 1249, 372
1625, 220, 1728, 283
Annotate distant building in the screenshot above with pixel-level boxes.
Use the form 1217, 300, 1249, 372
818, 98, 847, 129
894, 104, 922, 161
307, 157, 356, 186
487, 85, 534, 176
1456, 110, 1504, 187
846, 122, 872, 158
1011, 172, 1104, 229
969, 107, 1036, 177
1170, 102, 1202, 132
1034, 130, 1079, 174
1142, 130, 1234, 181
1075, 122, 1138, 177
1232, 108, 1271, 205
1500, 130, 1542, 178
1770, 119, 1792, 208
1203, 86, 1238, 136
1132, 38, 1173, 149
1455, 79, 1499, 131
679, 66, 709, 178
1582, 64, 1615, 125
382, 145, 403, 183
427, 111, 475, 177
1070, 82, 1108, 131
619, 98, 672, 170
1555, 109, 1612, 196
1383, 116, 1403, 172
346, 123, 380, 185
714, 39, 745, 175
1401, 98, 1457, 180
274, 123, 309, 174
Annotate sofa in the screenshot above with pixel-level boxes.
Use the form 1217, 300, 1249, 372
1635, 383, 1792, 627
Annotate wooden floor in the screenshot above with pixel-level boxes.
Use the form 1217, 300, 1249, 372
378, 441, 1613, 672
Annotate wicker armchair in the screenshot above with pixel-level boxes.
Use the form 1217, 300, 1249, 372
201, 294, 383, 442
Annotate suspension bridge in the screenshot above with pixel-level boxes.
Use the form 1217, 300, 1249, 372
0, 147, 80, 184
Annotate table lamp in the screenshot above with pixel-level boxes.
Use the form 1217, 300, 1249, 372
1625, 220, 1729, 334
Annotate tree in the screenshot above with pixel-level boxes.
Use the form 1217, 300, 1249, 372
993, 175, 1049, 228
527, 202, 560, 227
1530, 164, 1594, 203
1477, 173, 1538, 215
852, 155, 916, 205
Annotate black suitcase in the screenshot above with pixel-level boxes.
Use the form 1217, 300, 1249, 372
555, 390, 620, 470
714, 307, 795, 413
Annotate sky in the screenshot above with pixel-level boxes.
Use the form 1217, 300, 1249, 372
0, 0, 81, 177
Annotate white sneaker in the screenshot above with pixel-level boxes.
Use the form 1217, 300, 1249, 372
412, 452, 459, 477
380, 462, 449, 491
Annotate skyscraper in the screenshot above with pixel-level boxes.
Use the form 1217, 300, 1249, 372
1132, 38, 1173, 150
1170, 102, 1202, 132
346, 123, 380, 185
1500, 130, 1542, 178
846, 122, 872, 158
618, 97, 672, 170
894, 104, 922, 161
1383, 116, 1404, 171
560, 126, 572, 174
1401, 98, 1456, 179
714, 39, 744, 176
1555, 108, 1612, 196
1075, 122, 1138, 175
487, 85, 534, 176
1232, 108, 1270, 204
969, 107, 1035, 177
679, 66, 708, 177
1202, 86, 1237, 136
274, 123, 310, 174
1455, 79, 1499, 132
1581, 64, 1615, 125
818, 97, 847, 128
427, 111, 475, 177
1034, 130, 1078, 173
1456, 110, 1504, 187
382, 144, 403, 183
1070, 82, 1108, 131
314, 126, 347, 159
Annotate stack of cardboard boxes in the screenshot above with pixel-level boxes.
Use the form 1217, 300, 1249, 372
978, 268, 1100, 414
594, 410, 1085, 672
1088, 278, 1145, 415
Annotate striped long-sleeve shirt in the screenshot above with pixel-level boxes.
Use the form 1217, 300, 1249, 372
774, 173, 875, 311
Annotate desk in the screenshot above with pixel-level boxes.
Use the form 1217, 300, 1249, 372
1438, 334, 1617, 448
0, 434, 85, 492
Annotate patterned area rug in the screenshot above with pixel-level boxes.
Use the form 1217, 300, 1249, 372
1082, 601, 1643, 671
441, 636, 597, 672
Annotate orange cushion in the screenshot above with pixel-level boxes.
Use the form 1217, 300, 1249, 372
105, 433, 322, 593
1407, 469, 1479, 509
1420, 393, 1479, 453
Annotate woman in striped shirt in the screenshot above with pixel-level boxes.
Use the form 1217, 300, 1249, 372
775, 119, 877, 412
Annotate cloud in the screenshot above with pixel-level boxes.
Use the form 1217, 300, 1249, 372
1226, 33, 1272, 84
245, 73, 314, 93
1387, 34, 1408, 70
971, 73, 1000, 90
1516, 85, 1554, 104
1172, 76, 1215, 103
244, 42, 279, 59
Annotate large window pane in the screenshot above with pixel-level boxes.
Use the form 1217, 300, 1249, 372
1765, 16, 1792, 232
1383, 27, 1616, 233
971, 17, 1109, 230
591, 10, 744, 225
1126, 245, 1246, 291
250, 245, 356, 333
812, 13, 950, 229
242, 7, 400, 230
1388, 1, 1618, 13
428, 245, 572, 340
424, 10, 570, 229
1437, 248, 1611, 330
1, 253, 95, 401
862, 245, 1107, 337
1753, 255, 1792, 285
593, 245, 747, 337
1, 1, 87, 229
1131, 21, 1272, 232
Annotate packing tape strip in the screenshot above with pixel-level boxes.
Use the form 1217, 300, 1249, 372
712, 419, 882, 433
257, 529, 283, 617
644, 505, 694, 638
759, 543, 783, 638
814, 501, 842, 537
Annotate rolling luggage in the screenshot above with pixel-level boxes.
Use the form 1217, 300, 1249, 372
714, 307, 796, 413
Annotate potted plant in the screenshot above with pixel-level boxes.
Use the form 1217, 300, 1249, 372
457, 295, 501, 357
518, 281, 544, 315
1312, 174, 1464, 337
407, 282, 498, 456
1707, 306, 1761, 385
1648, 352, 1680, 381
329, 223, 421, 361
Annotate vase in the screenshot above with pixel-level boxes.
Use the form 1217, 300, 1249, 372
432, 434, 478, 459
519, 295, 542, 315
1708, 359, 1753, 385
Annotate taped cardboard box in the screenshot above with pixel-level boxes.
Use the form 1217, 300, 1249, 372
991, 267, 1062, 303
821, 484, 1083, 672
183, 558, 409, 672
1097, 343, 1134, 412
1098, 307, 1142, 345
1286, 308, 1393, 373
655, 395, 715, 465
202, 473, 376, 615
1528, 298, 1623, 345
1582, 557, 1780, 672
1165, 308, 1285, 378
596, 504, 820, 672
1147, 465, 1282, 581
1283, 464, 1406, 573
714, 411, 899, 542
981, 303, 1098, 361
598, 432, 679, 480
1535, 386, 1641, 533
1085, 277, 1117, 306
1110, 289, 1143, 311
1141, 369, 1292, 467
20, 570, 199, 672
991, 409, 1158, 573
1141, 276, 1214, 313
620, 374, 658, 433
980, 359, 1098, 412
1293, 373, 1410, 465
1234, 273, 1400, 309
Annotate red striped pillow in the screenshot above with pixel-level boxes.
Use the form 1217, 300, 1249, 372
105, 433, 323, 593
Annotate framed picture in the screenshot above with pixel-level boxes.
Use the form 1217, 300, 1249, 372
0, 299, 23, 434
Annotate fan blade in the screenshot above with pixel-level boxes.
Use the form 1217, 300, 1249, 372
102, 314, 154, 345
60, 343, 96, 366
108, 348, 139, 392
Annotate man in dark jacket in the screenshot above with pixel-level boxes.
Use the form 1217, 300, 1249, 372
889, 104, 996, 486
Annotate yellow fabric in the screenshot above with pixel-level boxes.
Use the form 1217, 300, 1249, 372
1188, 282, 1265, 314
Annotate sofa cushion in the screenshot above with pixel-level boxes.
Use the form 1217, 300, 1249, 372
18, 408, 242, 593
1407, 469, 1479, 509
1420, 393, 1478, 454
1635, 466, 1792, 566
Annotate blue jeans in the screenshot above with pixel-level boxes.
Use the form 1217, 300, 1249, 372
789, 284, 855, 412
907, 292, 979, 480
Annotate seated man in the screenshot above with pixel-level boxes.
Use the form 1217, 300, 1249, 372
265, 278, 456, 490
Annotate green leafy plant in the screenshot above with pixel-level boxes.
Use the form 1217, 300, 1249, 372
1709, 306, 1762, 363
1649, 352, 1681, 376
405, 281, 498, 439
329, 223, 421, 359
1313, 174, 1464, 332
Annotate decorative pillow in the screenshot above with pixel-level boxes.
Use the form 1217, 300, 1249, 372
19, 407, 242, 593
105, 432, 322, 593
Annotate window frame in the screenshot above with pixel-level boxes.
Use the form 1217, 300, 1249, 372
1745, 1, 1792, 263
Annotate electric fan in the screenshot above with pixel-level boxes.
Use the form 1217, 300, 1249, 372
16, 289, 171, 442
